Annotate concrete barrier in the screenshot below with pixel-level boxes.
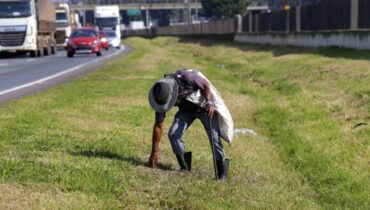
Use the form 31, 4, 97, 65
235, 31, 370, 50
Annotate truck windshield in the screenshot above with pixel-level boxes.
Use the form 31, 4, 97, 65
56, 12, 69, 27
56, 12, 68, 21
95, 17, 118, 27
0, 1, 32, 18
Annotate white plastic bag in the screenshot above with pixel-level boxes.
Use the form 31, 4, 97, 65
197, 71, 234, 144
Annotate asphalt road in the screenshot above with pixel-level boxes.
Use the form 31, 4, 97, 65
0, 45, 132, 105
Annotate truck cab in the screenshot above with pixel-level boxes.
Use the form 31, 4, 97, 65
56, 3, 77, 48
0, 0, 56, 57
94, 5, 121, 46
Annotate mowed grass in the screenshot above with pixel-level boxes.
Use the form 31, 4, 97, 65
0, 36, 369, 209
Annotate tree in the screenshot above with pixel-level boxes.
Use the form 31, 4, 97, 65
201, 0, 249, 18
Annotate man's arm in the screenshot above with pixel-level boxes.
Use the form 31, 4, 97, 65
203, 81, 215, 118
188, 71, 215, 118
148, 120, 164, 168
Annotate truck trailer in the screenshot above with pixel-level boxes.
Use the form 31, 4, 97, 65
0, 0, 56, 57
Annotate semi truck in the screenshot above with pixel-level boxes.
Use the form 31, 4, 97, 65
94, 5, 121, 41
0, 0, 56, 57
55, 3, 79, 47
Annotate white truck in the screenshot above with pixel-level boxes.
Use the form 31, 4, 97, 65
55, 3, 79, 47
94, 5, 121, 46
0, 0, 56, 57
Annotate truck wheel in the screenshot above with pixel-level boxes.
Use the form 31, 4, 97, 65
37, 48, 44, 57
44, 46, 49, 56
67, 52, 74, 58
96, 51, 102, 56
51, 44, 56, 55
37, 42, 43, 57
29, 51, 37, 57
50, 38, 56, 55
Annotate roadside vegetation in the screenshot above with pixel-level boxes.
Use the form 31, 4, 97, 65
0, 37, 368, 209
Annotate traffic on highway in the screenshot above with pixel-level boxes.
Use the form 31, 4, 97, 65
0, 1, 127, 104
0, 45, 130, 104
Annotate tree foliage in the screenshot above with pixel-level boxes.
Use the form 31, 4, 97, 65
201, 0, 248, 18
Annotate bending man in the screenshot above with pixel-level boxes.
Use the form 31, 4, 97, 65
148, 69, 232, 180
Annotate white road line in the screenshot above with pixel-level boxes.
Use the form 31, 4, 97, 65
0, 47, 123, 96
0, 63, 9, 67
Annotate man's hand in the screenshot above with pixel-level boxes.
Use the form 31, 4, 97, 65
148, 121, 163, 169
148, 152, 158, 168
203, 80, 214, 119
206, 103, 214, 118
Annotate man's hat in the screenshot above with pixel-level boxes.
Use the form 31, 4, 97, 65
148, 78, 178, 113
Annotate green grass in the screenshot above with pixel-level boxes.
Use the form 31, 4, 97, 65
0, 37, 369, 209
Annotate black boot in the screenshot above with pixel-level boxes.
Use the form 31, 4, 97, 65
216, 159, 229, 181
184, 152, 192, 171
175, 152, 192, 171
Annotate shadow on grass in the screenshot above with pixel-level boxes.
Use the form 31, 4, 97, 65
174, 35, 370, 61
70, 150, 173, 171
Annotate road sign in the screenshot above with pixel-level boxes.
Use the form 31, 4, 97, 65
127, 9, 141, 16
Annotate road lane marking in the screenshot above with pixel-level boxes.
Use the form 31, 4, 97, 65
0, 47, 123, 96
0, 63, 9, 67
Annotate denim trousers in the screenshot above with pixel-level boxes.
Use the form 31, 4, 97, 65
168, 110, 225, 161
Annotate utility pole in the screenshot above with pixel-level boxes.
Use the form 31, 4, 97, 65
284, 4, 291, 33
351, 0, 359, 30
184, 0, 191, 33
78, 1, 85, 26
296, 0, 302, 32
184, 0, 191, 25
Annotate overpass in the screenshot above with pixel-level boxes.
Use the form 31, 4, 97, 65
69, 0, 202, 11
69, 0, 203, 28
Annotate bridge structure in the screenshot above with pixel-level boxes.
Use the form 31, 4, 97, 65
68, 0, 202, 27
69, 0, 202, 11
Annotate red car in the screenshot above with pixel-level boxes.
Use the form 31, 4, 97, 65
99, 31, 109, 50
66, 28, 102, 57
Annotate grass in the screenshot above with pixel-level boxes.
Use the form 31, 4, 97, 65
0, 36, 369, 209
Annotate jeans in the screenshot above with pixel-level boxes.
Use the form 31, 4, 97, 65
168, 110, 225, 161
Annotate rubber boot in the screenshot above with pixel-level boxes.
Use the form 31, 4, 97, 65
184, 152, 192, 171
175, 152, 191, 171
216, 159, 229, 181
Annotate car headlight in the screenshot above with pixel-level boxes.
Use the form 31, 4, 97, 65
101, 37, 107, 42
92, 40, 99, 47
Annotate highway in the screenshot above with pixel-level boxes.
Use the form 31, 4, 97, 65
0, 45, 132, 105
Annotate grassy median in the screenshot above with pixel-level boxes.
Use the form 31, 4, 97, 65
0, 37, 369, 209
